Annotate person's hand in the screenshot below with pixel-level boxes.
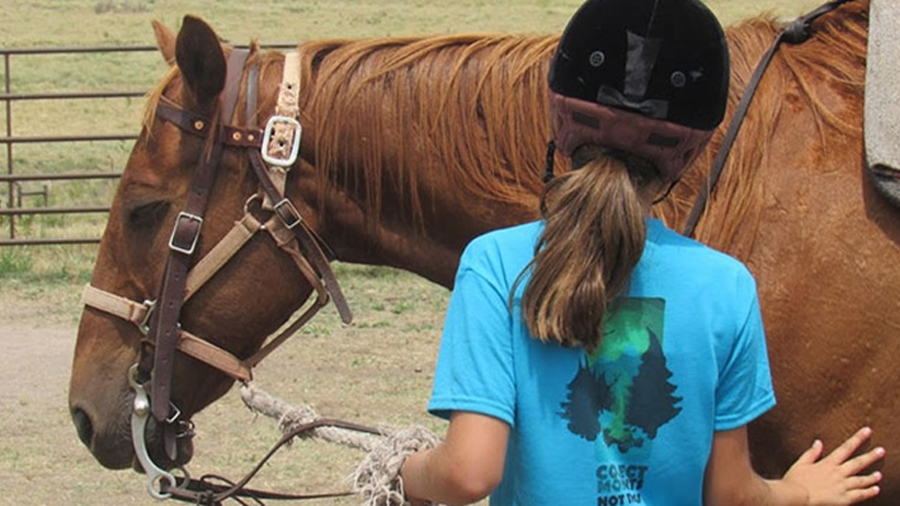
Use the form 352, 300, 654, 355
782, 427, 885, 505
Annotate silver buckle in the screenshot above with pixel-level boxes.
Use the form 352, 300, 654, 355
165, 402, 182, 425
261, 115, 302, 167
168, 212, 203, 255
138, 299, 157, 335
273, 198, 302, 229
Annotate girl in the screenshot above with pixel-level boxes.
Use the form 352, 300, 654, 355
399, 0, 885, 504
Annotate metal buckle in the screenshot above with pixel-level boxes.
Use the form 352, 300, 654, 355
175, 419, 196, 439
165, 402, 183, 425
138, 299, 157, 335
261, 115, 302, 167
274, 198, 302, 229
168, 212, 203, 255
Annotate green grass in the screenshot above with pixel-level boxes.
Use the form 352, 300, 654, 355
0, 248, 33, 274
0, 244, 95, 282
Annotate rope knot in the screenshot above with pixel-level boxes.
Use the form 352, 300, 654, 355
350, 426, 443, 506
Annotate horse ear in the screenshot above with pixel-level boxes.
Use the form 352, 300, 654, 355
152, 20, 176, 66
175, 15, 226, 107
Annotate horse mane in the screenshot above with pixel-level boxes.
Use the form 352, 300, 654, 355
143, 67, 178, 131
662, 0, 868, 254
301, 2, 868, 236
300, 33, 560, 227
141, 1, 868, 245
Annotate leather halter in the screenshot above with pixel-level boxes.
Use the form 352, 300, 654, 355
138, 50, 350, 422
681, 0, 856, 237
81, 48, 360, 502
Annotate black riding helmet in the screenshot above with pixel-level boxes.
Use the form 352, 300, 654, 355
547, 0, 729, 182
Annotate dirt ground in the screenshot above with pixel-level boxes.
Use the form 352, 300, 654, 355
0, 270, 455, 505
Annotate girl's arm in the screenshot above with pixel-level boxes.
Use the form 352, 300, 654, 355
401, 411, 509, 505
704, 426, 884, 506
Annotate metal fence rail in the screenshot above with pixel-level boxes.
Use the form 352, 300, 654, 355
0, 45, 154, 245
1, 43, 294, 246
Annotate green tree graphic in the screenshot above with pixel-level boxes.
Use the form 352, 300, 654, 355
624, 329, 682, 438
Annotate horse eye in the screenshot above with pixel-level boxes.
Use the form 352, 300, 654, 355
127, 200, 170, 229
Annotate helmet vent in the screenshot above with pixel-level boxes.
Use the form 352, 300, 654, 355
647, 132, 680, 147
589, 51, 606, 67
572, 111, 601, 129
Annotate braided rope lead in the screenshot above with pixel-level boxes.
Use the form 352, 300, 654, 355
239, 382, 443, 505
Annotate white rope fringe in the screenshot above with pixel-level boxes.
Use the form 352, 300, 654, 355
239, 381, 443, 505
350, 426, 443, 506
239, 382, 385, 450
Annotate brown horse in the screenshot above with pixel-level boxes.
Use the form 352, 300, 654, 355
69, 1, 899, 502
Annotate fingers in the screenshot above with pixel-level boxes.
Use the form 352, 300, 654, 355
822, 427, 874, 465
794, 439, 824, 465
842, 481, 881, 504
841, 446, 887, 476
852, 471, 884, 490
839, 471, 883, 505
787, 429, 885, 506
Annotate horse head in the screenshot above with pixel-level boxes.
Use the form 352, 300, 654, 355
68, 16, 332, 472
69, 14, 557, 474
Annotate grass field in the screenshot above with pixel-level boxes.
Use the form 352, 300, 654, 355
1, 0, 826, 504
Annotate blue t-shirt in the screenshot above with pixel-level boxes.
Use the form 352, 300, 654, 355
428, 218, 775, 506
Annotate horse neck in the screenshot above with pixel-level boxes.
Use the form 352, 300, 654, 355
654, 1, 867, 259
295, 34, 556, 288
650, 15, 787, 254
291, 164, 542, 289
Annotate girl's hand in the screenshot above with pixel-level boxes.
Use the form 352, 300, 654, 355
782, 427, 885, 505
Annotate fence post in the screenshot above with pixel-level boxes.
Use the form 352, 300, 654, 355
4, 52, 13, 241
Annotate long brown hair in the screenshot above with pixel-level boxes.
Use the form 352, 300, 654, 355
518, 146, 659, 352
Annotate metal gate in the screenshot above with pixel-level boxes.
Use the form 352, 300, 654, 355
0, 45, 155, 245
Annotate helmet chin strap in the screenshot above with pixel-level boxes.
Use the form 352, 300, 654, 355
543, 140, 557, 183
652, 179, 680, 205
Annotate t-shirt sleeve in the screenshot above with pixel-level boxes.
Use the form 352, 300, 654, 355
427, 243, 516, 427
714, 274, 776, 431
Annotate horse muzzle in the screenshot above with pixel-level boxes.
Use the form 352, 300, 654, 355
69, 391, 195, 471
69, 408, 131, 468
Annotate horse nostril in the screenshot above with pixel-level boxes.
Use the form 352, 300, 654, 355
71, 408, 94, 448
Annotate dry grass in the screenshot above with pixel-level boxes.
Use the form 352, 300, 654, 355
0, 263, 450, 505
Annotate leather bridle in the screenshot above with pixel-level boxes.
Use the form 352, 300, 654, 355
81, 47, 364, 502
681, 0, 856, 237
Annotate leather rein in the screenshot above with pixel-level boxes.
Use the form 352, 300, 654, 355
681, 0, 857, 237
81, 48, 376, 503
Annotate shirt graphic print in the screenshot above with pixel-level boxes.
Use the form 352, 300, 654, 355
560, 297, 681, 503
